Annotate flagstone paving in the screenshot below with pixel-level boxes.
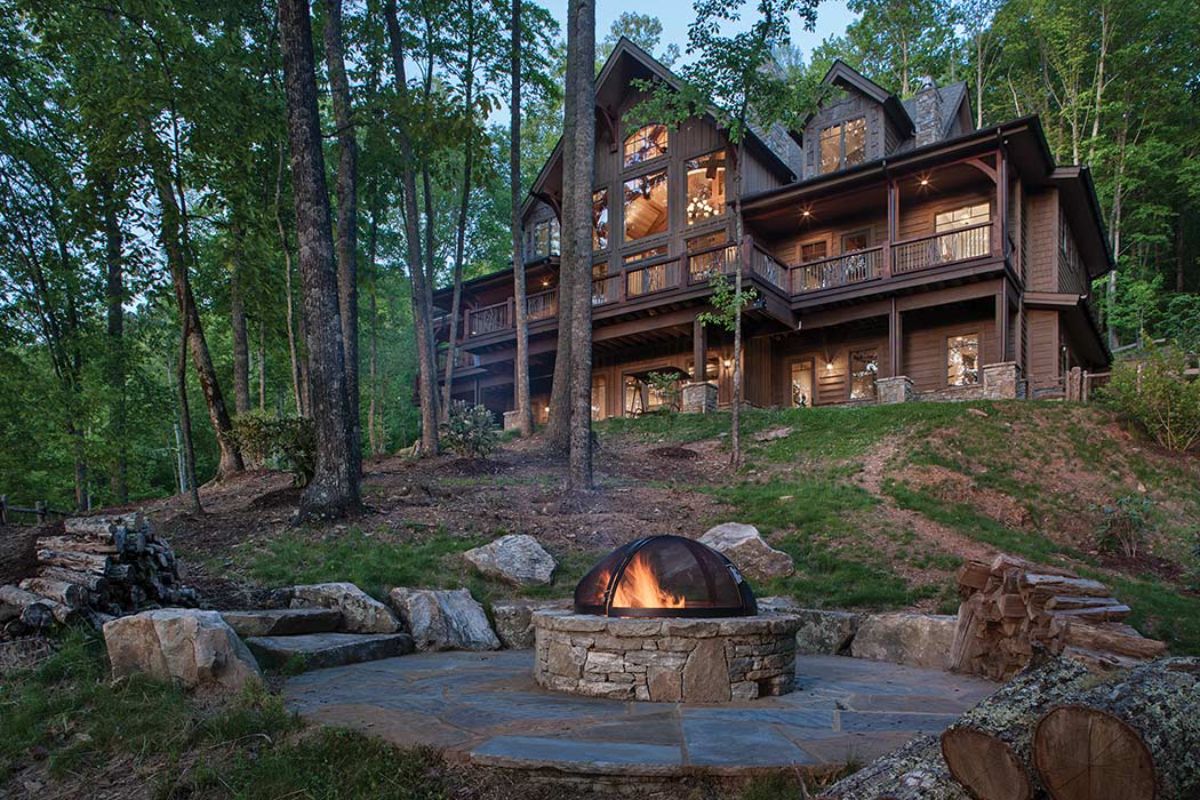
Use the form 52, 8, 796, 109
283, 650, 995, 778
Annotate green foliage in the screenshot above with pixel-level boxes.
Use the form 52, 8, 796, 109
1162, 294, 1200, 352
438, 400, 500, 458
1104, 343, 1200, 452
231, 411, 316, 486
697, 273, 760, 332
1092, 494, 1155, 560
645, 370, 684, 412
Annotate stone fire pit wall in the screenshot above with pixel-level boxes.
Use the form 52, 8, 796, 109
533, 610, 801, 702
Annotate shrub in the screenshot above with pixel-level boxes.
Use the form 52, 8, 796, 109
439, 400, 499, 458
1104, 343, 1200, 452
645, 370, 683, 412
1092, 494, 1154, 560
231, 411, 316, 486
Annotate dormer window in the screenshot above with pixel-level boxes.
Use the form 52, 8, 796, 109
624, 124, 668, 167
818, 117, 866, 174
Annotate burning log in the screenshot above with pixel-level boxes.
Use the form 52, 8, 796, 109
1033, 658, 1200, 800
949, 554, 1165, 680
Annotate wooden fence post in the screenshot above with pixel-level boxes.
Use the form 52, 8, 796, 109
0, 495, 7, 525
35, 500, 47, 524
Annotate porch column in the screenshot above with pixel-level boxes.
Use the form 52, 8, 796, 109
884, 178, 897, 278
995, 287, 1010, 363
693, 315, 707, 382
996, 147, 1008, 258
888, 298, 903, 377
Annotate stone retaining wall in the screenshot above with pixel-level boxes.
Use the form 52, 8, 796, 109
533, 610, 800, 703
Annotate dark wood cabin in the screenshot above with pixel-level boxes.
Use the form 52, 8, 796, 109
432, 40, 1112, 422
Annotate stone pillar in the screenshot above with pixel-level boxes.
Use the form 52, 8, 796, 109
502, 410, 521, 430
913, 76, 945, 148
876, 375, 915, 405
681, 382, 718, 414
982, 362, 1020, 400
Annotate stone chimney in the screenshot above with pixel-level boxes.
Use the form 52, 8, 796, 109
914, 76, 944, 148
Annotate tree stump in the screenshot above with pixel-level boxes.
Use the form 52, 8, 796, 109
940, 654, 1093, 800
1033, 658, 1200, 800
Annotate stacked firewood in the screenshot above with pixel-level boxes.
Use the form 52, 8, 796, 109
0, 512, 198, 632
950, 554, 1166, 681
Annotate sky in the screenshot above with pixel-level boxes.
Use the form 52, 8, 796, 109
544, 0, 856, 64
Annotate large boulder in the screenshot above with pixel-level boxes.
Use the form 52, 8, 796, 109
387, 587, 500, 651
850, 613, 956, 670
699, 523, 795, 583
463, 534, 556, 587
491, 598, 571, 649
758, 597, 861, 655
284, 582, 400, 634
103, 609, 261, 692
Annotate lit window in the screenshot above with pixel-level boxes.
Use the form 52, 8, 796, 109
592, 376, 607, 421
934, 203, 991, 261
842, 229, 870, 253
800, 240, 828, 263
686, 232, 731, 281
935, 203, 990, 232
948, 334, 980, 386
850, 349, 878, 400
791, 361, 814, 408
818, 117, 867, 174
593, 189, 609, 250
623, 124, 668, 167
529, 218, 560, 259
624, 246, 667, 264
685, 151, 727, 225
623, 170, 669, 241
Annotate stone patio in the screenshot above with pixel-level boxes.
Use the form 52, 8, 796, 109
284, 650, 995, 780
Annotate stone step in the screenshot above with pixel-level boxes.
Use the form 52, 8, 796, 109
221, 608, 343, 638
245, 632, 415, 672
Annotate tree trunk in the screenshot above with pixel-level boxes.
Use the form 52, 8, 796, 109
230, 225, 252, 415
565, 0, 595, 492
1033, 658, 1200, 800
510, 0, 534, 437
323, 0, 361, 479
100, 176, 127, 504
258, 323, 266, 410
367, 192, 383, 456
279, 0, 359, 519
817, 734, 969, 800
442, 0, 477, 418
940, 654, 1092, 800
384, 0, 439, 454
177, 311, 202, 514
730, 143, 746, 469
275, 140, 306, 416
150, 161, 244, 480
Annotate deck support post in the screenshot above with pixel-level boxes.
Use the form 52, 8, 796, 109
996, 286, 1010, 363
888, 298, 903, 377
885, 179, 897, 278
693, 315, 707, 384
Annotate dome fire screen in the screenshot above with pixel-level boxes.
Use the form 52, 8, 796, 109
574, 535, 757, 618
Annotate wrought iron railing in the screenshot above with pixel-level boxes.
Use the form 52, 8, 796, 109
892, 222, 992, 275
791, 246, 884, 293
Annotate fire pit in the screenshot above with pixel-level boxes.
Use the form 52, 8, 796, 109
534, 535, 800, 702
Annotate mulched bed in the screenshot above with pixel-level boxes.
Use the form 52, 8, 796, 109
648, 446, 701, 461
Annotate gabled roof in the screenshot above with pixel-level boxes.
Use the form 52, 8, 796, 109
527, 36, 800, 209
795, 60, 915, 146
901, 81, 971, 140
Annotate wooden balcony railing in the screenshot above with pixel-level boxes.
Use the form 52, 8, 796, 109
465, 299, 511, 337
686, 243, 738, 284
792, 246, 884, 293
892, 222, 992, 275
438, 347, 480, 370
625, 257, 681, 298
749, 244, 789, 293
526, 288, 558, 321
592, 273, 622, 306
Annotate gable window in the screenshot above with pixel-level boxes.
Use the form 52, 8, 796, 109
529, 218, 560, 259
593, 189, 609, 250
850, 348, 878, 400
623, 169, 669, 242
685, 151, 727, 225
623, 124, 669, 167
947, 334, 980, 386
819, 117, 867, 174
800, 240, 828, 263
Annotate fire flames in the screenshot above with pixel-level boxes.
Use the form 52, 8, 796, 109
611, 551, 685, 609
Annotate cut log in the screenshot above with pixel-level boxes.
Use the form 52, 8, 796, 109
36, 535, 119, 554
816, 734, 969, 800
1062, 621, 1167, 660
0, 584, 72, 626
1021, 575, 1111, 597
1049, 604, 1131, 623
958, 560, 993, 591
38, 566, 107, 593
1034, 658, 1200, 800
36, 549, 111, 575
63, 512, 144, 537
18, 577, 88, 608
1044, 595, 1122, 611
940, 654, 1093, 800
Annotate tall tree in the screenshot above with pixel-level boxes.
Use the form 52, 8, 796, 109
323, 0, 362, 478
632, 0, 819, 468
279, 0, 359, 518
563, 0, 596, 490
511, 0, 534, 436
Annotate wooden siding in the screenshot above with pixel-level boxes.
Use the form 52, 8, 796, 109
903, 314, 998, 392
1026, 309, 1060, 391
802, 87, 888, 180
1026, 189, 1059, 291
896, 191, 993, 241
